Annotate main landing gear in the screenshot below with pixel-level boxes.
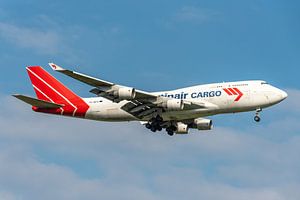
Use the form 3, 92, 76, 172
145, 115, 163, 133
254, 108, 262, 122
145, 116, 176, 136
166, 126, 176, 136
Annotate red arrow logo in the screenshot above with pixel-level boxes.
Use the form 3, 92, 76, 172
223, 88, 243, 101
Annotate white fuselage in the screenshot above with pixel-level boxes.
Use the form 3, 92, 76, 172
83, 80, 287, 122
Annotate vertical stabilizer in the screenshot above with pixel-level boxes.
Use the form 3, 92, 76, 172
26, 66, 89, 117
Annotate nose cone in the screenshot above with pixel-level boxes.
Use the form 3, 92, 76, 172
274, 89, 288, 103
280, 90, 288, 100
268, 87, 288, 105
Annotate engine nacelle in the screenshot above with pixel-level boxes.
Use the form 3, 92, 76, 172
175, 122, 189, 134
194, 118, 213, 130
163, 99, 184, 111
115, 87, 136, 100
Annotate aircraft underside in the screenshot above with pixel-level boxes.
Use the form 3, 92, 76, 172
84, 102, 269, 136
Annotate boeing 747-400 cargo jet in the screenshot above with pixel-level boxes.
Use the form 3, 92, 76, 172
13, 63, 288, 136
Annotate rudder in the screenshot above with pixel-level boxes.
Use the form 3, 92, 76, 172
26, 66, 89, 117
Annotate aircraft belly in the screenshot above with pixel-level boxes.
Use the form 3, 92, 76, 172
85, 106, 137, 122
161, 109, 217, 121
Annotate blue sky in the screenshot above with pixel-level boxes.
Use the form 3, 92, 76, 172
0, 0, 300, 199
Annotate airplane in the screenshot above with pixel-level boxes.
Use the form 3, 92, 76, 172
13, 63, 288, 136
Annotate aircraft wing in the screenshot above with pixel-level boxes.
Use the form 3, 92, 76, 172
49, 63, 157, 101
49, 63, 218, 119
49, 63, 113, 87
120, 99, 216, 119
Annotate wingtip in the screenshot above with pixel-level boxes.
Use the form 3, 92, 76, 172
48, 63, 65, 71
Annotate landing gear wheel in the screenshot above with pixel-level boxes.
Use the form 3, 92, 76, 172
150, 126, 157, 132
254, 108, 262, 122
157, 126, 162, 131
166, 126, 175, 136
167, 130, 174, 136
254, 115, 260, 122
145, 123, 151, 129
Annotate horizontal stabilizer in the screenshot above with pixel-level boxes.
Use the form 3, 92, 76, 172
13, 94, 64, 109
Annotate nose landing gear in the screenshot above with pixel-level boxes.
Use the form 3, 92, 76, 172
254, 108, 262, 122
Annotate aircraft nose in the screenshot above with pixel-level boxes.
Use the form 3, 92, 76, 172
269, 87, 288, 104
280, 90, 288, 100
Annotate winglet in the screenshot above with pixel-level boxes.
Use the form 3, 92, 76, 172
48, 63, 65, 71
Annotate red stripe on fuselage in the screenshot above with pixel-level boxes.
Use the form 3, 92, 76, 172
233, 88, 243, 101
228, 88, 238, 95
223, 88, 232, 95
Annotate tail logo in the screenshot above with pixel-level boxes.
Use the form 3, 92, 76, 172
223, 88, 243, 101
26, 66, 89, 117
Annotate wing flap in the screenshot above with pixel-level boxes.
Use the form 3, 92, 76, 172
13, 94, 64, 109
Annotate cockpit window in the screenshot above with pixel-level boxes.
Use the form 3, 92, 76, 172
261, 81, 268, 85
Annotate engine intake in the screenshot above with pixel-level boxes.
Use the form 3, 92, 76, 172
194, 118, 213, 130
175, 122, 189, 134
115, 87, 136, 100
163, 99, 184, 111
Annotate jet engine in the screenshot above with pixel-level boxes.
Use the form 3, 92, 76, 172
163, 99, 184, 111
194, 118, 213, 130
175, 122, 189, 134
115, 87, 136, 100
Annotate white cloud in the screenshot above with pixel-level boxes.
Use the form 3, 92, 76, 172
0, 146, 160, 200
0, 22, 61, 55
1, 92, 300, 200
0, 17, 91, 64
174, 6, 220, 24
0, 18, 124, 65
0, 191, 19, 200
161, 6, 221, 29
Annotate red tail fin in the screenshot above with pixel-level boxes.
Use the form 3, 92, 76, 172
26, 66, 89, 117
